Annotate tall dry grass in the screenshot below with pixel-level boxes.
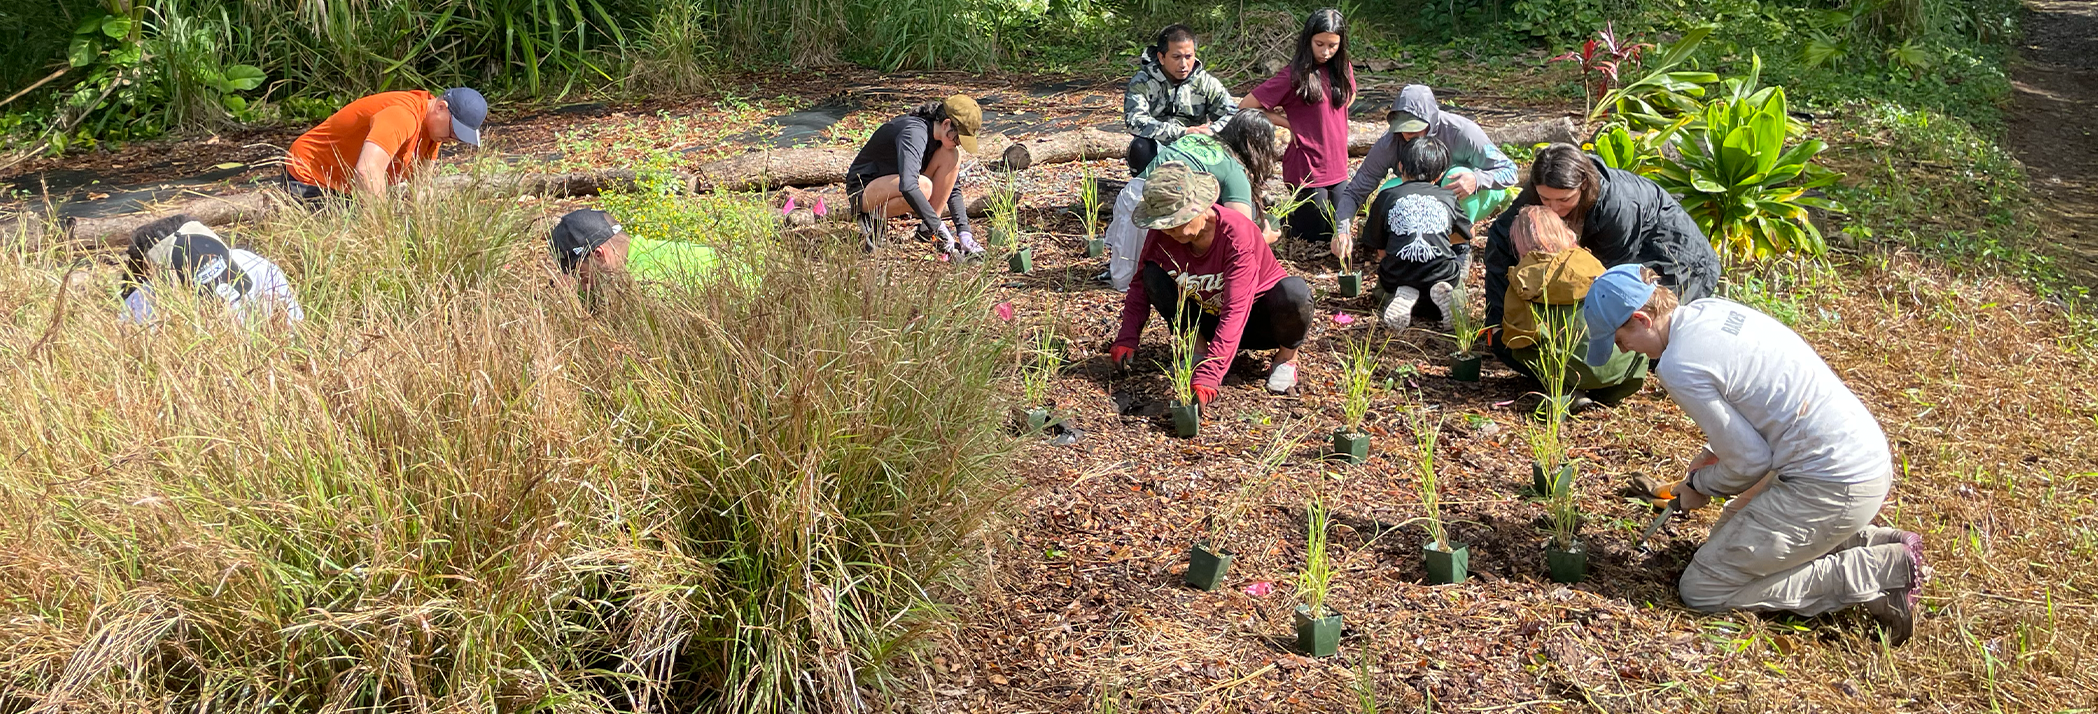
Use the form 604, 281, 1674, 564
0, 181, 1014, 712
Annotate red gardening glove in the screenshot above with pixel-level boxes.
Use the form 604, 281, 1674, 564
1109, 345, 1136, 368
1193, 384, 1219, 405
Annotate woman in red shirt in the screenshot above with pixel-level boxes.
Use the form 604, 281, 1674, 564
1240, 8, 1356, 256
1109, 163, 1314, 400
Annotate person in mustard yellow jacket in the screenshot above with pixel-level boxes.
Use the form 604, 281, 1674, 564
1496, 206, 1648, 410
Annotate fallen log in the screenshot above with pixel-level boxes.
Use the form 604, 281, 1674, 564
1487, 116, 1582, 149
1000, 128, 1128, 171
694, 133, 1017, 192
4, 168, 661, 250
59, 191, 283, 249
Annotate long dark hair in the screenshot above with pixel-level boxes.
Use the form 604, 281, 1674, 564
123, 214, 194, 297
906, 100, 953, 148
1522, 143, 1603, 234
1215, 111, 1282, 216
1288, 8, 1354, 108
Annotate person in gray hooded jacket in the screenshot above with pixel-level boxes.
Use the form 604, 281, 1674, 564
1333, 85, 1519, 247
1123, 24, 1238, 175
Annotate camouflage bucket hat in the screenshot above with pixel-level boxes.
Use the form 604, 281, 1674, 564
1132, 162, 1219, 230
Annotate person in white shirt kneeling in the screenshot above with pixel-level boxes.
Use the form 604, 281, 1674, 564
1582, 263, 1930, 646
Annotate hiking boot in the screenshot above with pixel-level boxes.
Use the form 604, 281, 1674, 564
1093, 269, 1113, 284
1266, 361, 1299, 394
1567, 389, 1600, 415
1862, 588, 1916, 648
1382, 286, 1420, 332
1429, 281, 1457, 330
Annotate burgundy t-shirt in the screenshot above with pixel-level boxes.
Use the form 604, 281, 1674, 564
1114, 207, 1290, 389
1252, 67, 1352, 187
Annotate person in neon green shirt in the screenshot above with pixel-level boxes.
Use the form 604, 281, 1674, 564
549, 208, 723, 293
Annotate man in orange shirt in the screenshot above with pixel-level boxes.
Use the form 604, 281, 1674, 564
283, 87, 487, 202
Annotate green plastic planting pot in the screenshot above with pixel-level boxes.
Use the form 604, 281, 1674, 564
1294, 604, 1342, 657
1170, 401, 1201, 438
1424, 541, 1470, 585
1546, 540, 1588, 584
1331, 430, 1369, 464
1337, 273, 1362, 297
1185, 542, 1233, 591
1086, 237, 1105, 257
1024, 407, 1052, 433
1008, 246, 1033, 273
1449, 352, 1482, 382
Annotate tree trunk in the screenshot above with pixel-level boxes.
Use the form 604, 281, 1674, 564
1000, 129, 1128, 171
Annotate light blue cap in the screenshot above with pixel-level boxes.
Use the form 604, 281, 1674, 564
1580, 264, 1656, 366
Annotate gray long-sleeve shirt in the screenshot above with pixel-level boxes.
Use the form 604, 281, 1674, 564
847, 115, 970, 239
1656, 298, 1892, 497
1335, 85, 1519, 234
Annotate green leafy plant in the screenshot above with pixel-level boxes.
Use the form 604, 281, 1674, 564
1020, 328, 1064, 407
1523, 302, 1581, 472
1648, 85, 1845, 261
1592, 25, 1718, 129
1408, 405, 1450, 552
1164, 285, 1210, 408
987, 170, 1022, 246
1299, 495, 1334, 617
1077, 157, 1104, 244
1339, 336, 1381, 435
1445, 282, 1481, 357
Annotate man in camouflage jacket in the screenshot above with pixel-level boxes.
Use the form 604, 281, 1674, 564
1123, 25, 1237, 175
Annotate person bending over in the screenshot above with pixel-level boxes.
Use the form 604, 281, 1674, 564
1583, 264, 1930, 646
1356, 138, 1469, 332
1103, 111, 1283, 291
1109, 163, 1313, 396
120, 215, 302, 325
284, 87, 486, 203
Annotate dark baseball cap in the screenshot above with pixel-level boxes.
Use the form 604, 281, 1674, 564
142, 220, 252, 304
443, 87, 487, 147
550, 209, 625, 272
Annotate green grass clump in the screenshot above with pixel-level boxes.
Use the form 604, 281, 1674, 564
0, 174, 1013, 712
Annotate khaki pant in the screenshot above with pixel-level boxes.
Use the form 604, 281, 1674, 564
1680, 472, 1912, 616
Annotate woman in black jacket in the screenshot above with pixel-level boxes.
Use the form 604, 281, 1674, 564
1481, 143, 1721, 380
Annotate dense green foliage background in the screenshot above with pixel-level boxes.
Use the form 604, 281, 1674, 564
0, 0, 2020, 150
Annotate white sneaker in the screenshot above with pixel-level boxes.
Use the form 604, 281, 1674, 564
1429, 282, 1457, 331
1266, 362, 1299, 393
1381, 286, 1419, 332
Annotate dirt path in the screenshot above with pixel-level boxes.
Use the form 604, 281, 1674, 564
2007, 0, 2098, 287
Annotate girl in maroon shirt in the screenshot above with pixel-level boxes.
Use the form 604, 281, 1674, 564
1241, 8, 1356, 255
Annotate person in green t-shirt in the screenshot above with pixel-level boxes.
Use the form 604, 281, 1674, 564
1102, 110, 1283, 291
549, 209, 721, 293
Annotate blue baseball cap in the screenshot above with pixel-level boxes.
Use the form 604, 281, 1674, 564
442, 87, 487, 147
1580, 264, 1657, 366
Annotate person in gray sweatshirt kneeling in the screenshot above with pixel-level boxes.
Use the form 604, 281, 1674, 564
1582, 264, 1931, 646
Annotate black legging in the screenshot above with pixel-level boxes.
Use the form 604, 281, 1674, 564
1127, 136, 1161, 176
1287, 182, 1342, 245
1140, 263, 1312, 351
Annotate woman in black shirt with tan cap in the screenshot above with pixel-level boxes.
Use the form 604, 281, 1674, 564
846, 94, 986, 261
